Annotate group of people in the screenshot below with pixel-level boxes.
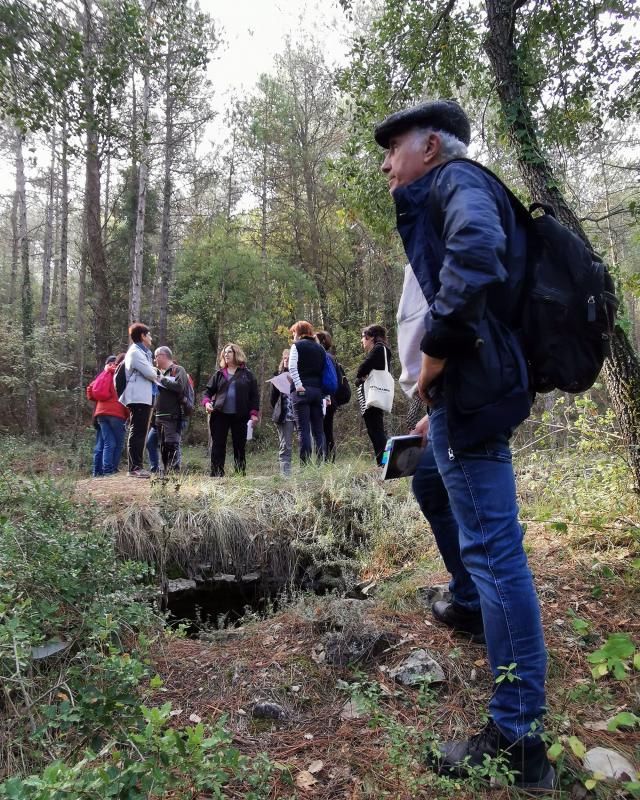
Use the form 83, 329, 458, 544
88, 97, 556, 790
87, 319, 396, 479
87, 324, 190, 479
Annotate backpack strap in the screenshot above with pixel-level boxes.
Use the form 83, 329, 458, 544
429, 157, 532, 229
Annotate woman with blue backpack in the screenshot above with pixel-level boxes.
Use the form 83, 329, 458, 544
288, 321, 328, 464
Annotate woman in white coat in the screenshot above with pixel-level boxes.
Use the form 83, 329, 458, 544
119, 322, 160, 478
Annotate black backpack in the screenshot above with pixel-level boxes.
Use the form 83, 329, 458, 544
433, 159, 618, 394
114, 361, 127, 397
334, 361, 351, 406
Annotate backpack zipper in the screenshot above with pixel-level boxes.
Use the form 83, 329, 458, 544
587, 295, 596, 322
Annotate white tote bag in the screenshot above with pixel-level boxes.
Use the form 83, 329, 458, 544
364, 346, 395, 413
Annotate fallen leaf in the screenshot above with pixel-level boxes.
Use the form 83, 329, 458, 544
189, 713, 202, 723
295, 770, 318, 790
308, 760, 324, 774
304, 733, 314, 740
473, 658, 486, 667
169, 709, 183, 717
583, 720, 609, 731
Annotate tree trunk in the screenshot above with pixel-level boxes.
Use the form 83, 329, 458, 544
9, 189, 18, 310
39, 127, 56, 327
484, 0, 640, 490
129, 0, 156, 325
14, 127, 38, 435
158, 41, 174, 344
83, 0, 111, 368
59, 122, 69, 351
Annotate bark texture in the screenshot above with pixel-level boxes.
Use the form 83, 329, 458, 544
14, 127, 38, 434
484, 0, 640, 488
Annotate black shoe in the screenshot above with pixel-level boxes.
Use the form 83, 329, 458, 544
432, 600, 485, 643
430, 719, 556, 790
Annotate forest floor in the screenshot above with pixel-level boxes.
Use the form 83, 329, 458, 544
76, 447, 640, 799
2, 435, 639, 798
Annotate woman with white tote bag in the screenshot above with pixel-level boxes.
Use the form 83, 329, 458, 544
355, 324, 394, 465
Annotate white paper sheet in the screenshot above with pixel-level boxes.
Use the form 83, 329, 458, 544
267, 372, 292, 394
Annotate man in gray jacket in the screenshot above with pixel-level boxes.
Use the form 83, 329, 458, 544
120, 323, 160, 478
153, 346, 189, 473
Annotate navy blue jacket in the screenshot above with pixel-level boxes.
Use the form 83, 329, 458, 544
394, 161, 531, 450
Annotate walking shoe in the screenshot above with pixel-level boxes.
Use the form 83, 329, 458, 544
127, 468, 151, 479
429, 719, 556, 790
432, 600, 485, 643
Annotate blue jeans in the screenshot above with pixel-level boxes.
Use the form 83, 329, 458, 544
146, 426, 160, 472
428, 405, 547, 744
92, 424, 104, 476
291, 387, 325, 463
412, 441, 480, 611
96, 416, 126, 475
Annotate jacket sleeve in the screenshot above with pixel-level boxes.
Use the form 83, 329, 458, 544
356, 344, 387, 382
127, 346, 159, 382
270, 378, 280, 408
160, 365, 186, 395
421, 164, 508, 359
288, 343, 302, 389
248, 372, 260, 417
202, 373, 217, 406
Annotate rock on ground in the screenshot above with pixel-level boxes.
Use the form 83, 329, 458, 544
583, 747, 637, 782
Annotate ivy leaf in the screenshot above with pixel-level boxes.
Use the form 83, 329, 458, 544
607, 712, 639, 731
568, 736, 586, 759
547, 741, 564, 760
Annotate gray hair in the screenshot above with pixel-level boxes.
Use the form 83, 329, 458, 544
411, 126, 468, 160
154, 346, 173, 359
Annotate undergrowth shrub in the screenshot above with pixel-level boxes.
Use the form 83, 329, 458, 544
0, 474, 278, 796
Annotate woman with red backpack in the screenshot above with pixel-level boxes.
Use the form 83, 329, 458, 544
86, 353, 129, 476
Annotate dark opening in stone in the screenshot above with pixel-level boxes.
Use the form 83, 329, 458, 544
164, 574, 282, 635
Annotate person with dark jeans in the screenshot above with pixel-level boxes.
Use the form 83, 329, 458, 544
288, 321, 326, 463
154, 346, 188, 473
375, 99, 553, 788
316, 331, 339, 462
203, 343, 259, 477
146, 423, 160, 473
119, 323, 160, 478
355, 324, 392, 466
411, 433, 484, 642
86, 353, 128, 476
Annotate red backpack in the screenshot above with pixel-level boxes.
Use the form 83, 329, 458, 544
89, 370, 114, 403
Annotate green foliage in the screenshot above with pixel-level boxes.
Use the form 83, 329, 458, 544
495, 662, 520, 685
0, 474, 159, 773
0, 703, 275, 799
587, 632, 638, 680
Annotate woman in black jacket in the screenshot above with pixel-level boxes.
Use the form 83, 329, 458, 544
203, 343, 259, 477
288, 320, 326, 463
355, 324, 392, 466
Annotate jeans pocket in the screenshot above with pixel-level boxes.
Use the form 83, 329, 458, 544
455, 437, 512, 463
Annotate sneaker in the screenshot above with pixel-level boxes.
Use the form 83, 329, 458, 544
128, 468, 151, 479
432, 600, 485, 644
429, 719, 556, 790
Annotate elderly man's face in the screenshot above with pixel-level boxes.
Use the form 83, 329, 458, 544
155, 352, 171, 371
381, 129, 439, 194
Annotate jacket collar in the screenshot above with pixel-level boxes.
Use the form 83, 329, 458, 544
393, 167, 438, 216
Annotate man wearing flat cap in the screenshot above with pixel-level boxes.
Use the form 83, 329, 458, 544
375, 100, 553, 789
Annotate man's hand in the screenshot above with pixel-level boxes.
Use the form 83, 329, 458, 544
205, 402, 214, 414
418, 354, 446, 403
410, 413, 430, 445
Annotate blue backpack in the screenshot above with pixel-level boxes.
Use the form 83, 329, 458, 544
321, 352, 339, 395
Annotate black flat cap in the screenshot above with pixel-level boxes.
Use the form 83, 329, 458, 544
374, 99, 471, 148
